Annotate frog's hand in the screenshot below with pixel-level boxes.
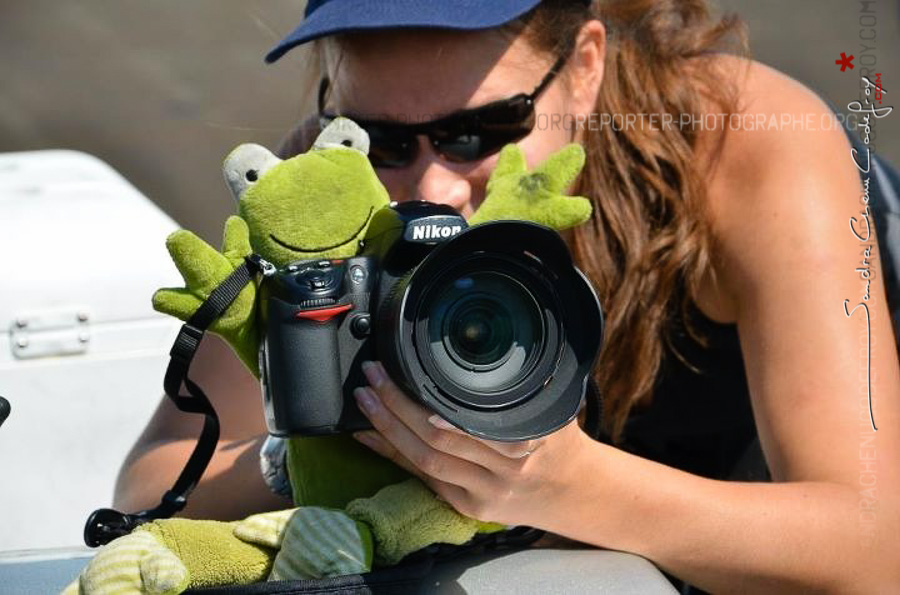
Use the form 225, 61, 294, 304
232, 507, 299, 549
240, 479, 503, 583
237, 507, 374, 581
64, 516, 281, 594
470, 144, 592, 230
346, 479, 499, 567
153, 216, 260, 375
152, 216, 253, 320
61, 530, 190, 595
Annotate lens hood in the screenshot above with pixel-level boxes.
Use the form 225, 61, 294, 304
380, 221, 604, 441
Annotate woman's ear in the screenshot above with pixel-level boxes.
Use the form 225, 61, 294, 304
567, 19, 606, 124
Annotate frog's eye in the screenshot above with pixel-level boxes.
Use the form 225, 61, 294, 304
313, 118, 370, 155
223, 144, 282, 201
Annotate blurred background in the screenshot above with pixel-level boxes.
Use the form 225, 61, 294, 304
2, 0, 898, 242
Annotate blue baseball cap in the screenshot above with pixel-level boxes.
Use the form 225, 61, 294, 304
265, 0, 547, 63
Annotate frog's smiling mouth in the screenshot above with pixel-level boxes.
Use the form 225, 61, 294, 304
269, 207, 375, 253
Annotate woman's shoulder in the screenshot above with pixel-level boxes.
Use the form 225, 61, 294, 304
693, 56, 863, 315
701, 55, 853, 190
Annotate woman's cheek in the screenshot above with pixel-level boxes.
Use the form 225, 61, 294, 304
519, 129, 572, 167
375, 169, 413, 203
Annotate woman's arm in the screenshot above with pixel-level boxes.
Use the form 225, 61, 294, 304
350, 62, 900, 592
562, 65, 900, 590
114, 334, 291, 520
549, 440, 889, 592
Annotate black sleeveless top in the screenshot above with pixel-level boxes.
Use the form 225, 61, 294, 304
619, 309, 754, 595
618, 300, 763, 481
615, 124, 900, 482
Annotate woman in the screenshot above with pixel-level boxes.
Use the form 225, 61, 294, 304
116, 0, 900, 591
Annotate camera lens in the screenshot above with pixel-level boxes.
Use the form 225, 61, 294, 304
411, 256, 560, 411
426, 272, 544, 395
380, 219, 603, 442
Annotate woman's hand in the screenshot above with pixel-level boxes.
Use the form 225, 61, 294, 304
352, 361, 593, 527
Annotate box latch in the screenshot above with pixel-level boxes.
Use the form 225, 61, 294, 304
9, 308, 92, 360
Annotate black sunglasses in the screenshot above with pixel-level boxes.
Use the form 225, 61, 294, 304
318, 54, 568, 169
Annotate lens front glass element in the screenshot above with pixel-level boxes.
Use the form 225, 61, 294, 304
446, 296, 514, 368
424, 271, 544, 397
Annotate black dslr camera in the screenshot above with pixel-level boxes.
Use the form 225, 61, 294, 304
259, 202, 603, 442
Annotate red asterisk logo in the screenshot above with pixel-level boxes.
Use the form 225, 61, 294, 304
836, 52, 855, 72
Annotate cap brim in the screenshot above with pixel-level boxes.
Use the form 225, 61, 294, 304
265, 0, 543, 63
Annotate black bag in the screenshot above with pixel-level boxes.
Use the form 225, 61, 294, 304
184, 555, 436, 595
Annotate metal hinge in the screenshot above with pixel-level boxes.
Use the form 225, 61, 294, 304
10, 308, 92, 360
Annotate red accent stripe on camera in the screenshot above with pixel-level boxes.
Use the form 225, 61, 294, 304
294, 304, 354, 323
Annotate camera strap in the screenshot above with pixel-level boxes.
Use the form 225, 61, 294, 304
583, 378, 611, 444
84, 254, 274, 547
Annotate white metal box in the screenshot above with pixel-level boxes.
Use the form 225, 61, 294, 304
0, 150, 182, 551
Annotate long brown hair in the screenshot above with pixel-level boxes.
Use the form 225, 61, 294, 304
513, 0, 747, 441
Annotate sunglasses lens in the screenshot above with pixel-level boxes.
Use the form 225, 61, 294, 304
366, 126, 418, 168
432, 134, 487, 163
434, 97, 535, 163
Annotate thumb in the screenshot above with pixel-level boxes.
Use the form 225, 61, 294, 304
222, 216, 252, 262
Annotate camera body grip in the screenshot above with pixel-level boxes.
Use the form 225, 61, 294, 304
261, 256, 377, 436
262, 297, 345, 434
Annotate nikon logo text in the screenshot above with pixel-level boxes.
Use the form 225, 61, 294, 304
411, 224, 463, 241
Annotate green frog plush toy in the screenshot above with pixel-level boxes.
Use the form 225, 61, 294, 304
65, 118, 591, 594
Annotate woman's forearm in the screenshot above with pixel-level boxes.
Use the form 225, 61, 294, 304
114, 435, 291, 521
549, 437, 898, 593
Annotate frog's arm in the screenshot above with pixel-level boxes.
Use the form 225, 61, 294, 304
63, 516, 278, 594
65, 481, 501, 594
247, 478, 503, 582
469, 143, 592, 229
152, 215, 261, 375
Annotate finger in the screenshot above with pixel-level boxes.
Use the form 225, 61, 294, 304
353, 431, 472, 510
152, 288, 202, 321
361, 362, 520, 468
542, 194, 593, 231
354, 429, 468, 503
562, 195, 593, 227
165, 230, 232, 293
488, 144, 528, 182
353, 386, 497, 489
353, 430, 427, 480
518, 193, 592, 231
533, 144, 586, 191
222, 216, 253, 263
426, 415, 539, 459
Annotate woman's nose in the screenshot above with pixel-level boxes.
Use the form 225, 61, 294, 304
414, 161, 473, 215
390, 137, 475, 217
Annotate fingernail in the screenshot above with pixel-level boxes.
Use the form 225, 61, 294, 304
354, 387, 379, 414
428, 414, 456, 431
354, 431, 382, 450
362, 361, 387, 388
